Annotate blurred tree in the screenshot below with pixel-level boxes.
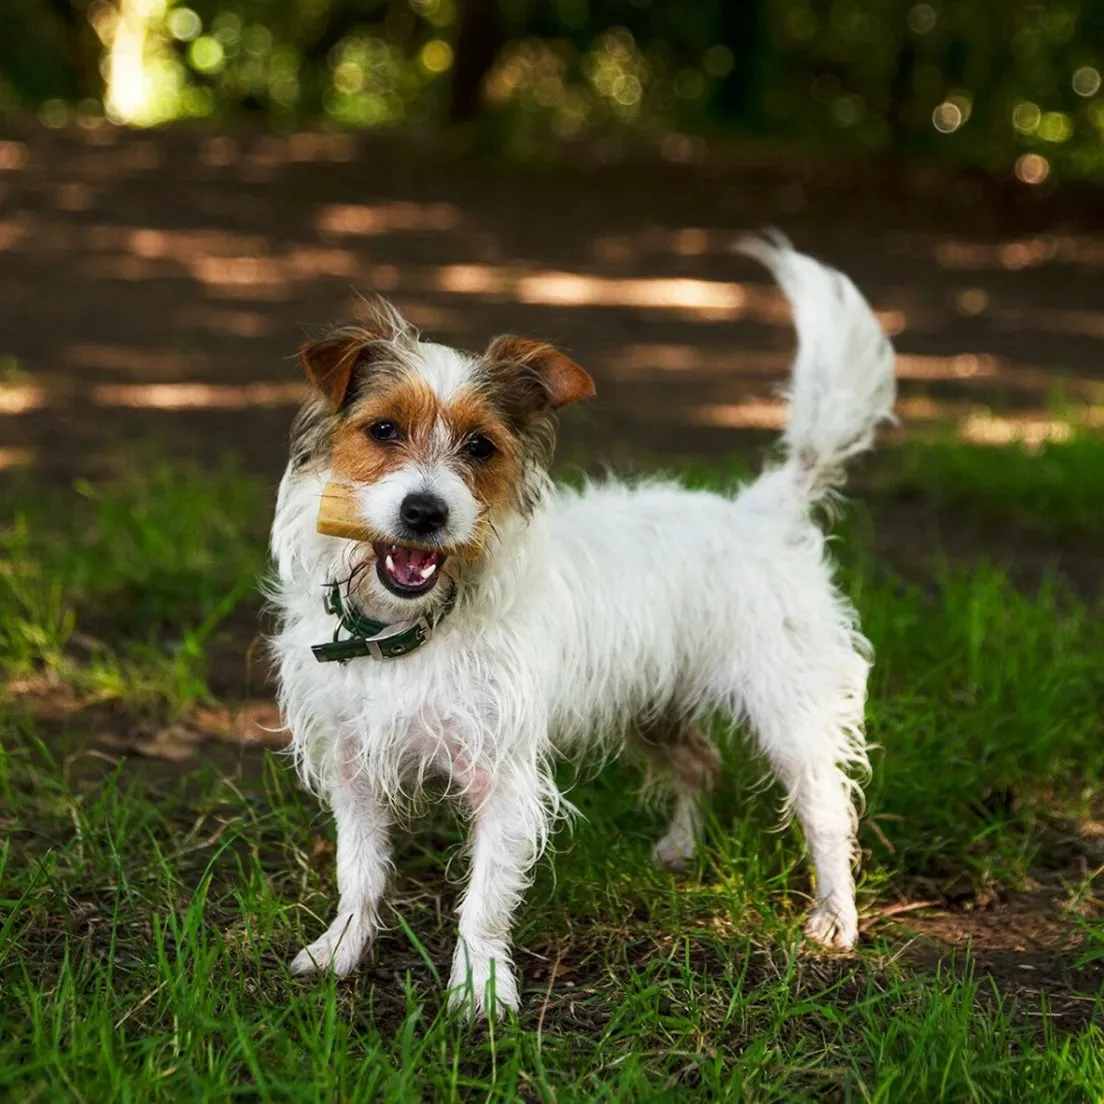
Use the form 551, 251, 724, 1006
450, 0, 502, 122
0, 0, 100, 111
1, 0, 1102, 186
713, 0, 764, 125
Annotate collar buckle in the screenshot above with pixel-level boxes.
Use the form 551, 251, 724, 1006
313, 588, 448, 664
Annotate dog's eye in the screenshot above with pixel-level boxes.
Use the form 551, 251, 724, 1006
465, 434, 496, 461
367, 420, 399, 442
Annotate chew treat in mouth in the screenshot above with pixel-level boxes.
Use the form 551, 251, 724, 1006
317, 479, 486, 564
317, 481, 374, 542
374, 542, 446, 596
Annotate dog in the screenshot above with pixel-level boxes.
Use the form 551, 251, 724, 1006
269, 236, 896, 1018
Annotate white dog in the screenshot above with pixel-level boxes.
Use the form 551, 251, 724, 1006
269, 237, 896, 1017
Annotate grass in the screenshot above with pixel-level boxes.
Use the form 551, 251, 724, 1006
1, 435, 1103, 1101
0, 453, 269, 715
876, 433, 1104, 537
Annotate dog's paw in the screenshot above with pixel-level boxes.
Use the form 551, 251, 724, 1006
447, 942, 521, 1021
290, 915, 370, 978
446, 979, 520, 1022
804, 896, 859, 950
651, 826, 696, 872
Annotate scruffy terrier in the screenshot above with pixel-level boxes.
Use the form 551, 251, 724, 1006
269, 237, 897, 1017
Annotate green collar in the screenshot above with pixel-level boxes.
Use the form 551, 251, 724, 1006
312, 583, 455, 663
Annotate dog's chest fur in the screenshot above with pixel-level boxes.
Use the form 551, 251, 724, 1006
272, 577, 526, 795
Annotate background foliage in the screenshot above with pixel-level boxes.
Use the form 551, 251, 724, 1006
3, 0, 1104, 185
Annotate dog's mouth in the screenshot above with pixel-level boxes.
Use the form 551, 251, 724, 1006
373, 543, 447, 597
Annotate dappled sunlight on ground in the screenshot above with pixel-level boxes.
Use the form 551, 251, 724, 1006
436, 263, 754, 318
516, 270, 748, 316
1, 127, 1102, 481
91, 381, 308, 410
0, 447, 33, 471
617, 344, 781, 376
897, 353, 1104, 401
958, 411, 1100, 448
316, 201, 460, 236
65, 344, 205, 374
691, 399, 787, 430
0, 383, 46, 414
933, 234, 1104, 272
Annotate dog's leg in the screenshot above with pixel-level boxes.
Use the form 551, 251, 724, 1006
733, 627, 869, 953
290, 778, 391, 977
447, 770, 544, 1018
637, 719, 721, 871
739, 651, 868, 950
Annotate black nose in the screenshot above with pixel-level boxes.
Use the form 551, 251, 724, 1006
400, 492, 449, 536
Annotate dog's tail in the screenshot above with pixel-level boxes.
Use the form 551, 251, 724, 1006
741, 233, 897, 502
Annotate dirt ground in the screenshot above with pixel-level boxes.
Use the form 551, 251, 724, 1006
2, 125, 1103, 487
2, 124, 1102, 1009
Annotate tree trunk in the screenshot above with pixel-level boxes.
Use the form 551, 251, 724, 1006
449, 0, 502, 124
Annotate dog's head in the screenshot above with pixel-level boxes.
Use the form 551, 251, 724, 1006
296, 296, 594, 611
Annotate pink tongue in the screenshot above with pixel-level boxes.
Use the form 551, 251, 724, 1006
389, 546, 435, 586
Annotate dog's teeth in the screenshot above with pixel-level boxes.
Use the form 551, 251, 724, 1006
385, 554, 396, 574
419, 561, 437, 580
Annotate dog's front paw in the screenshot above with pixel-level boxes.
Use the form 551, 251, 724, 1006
447, 940, 521, 1020
651, 825, 697, 872
290, 913, 371, 978
804, 895, 859, 950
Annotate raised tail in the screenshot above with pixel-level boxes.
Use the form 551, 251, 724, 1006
741, 233, 897, 501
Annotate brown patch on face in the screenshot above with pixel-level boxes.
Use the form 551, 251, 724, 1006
443, 388, 523, 520
330, 376, 441, 485
327, 373, 523, 558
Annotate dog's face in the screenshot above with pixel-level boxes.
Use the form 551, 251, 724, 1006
297, 297, 594, 611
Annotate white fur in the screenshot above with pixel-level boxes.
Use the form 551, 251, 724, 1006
418, 341, 479, 400
354, 461, 481, 551
269, 240, 896, 1017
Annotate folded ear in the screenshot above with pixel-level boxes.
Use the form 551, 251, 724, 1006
484, 336, 596, 420
299, 296, 414, 412
298, 331, 363, 412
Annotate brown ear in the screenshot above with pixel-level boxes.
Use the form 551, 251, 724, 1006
298, 333, 363, 412
485, 336, 596, 415
300, 297, 413, 412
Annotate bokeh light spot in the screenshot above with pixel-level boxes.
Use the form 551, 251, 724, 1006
333, 61, 364, 94
955, 288, 990, 316
674, 69, 705, 100
212, 11, 241, 45
419, 40, 454, 74
1011, 101, 1041, 133
167, 7, 201, 42
1015, 152, 1050, 184
242, 24, 273, 57
832, 95, 863, 126
1072, 66, 1101, 97
932, 101, 963, 133
39, 100, 69, 128
1037, 111, 1073, 143
908, 4, 937, 34
189, 36, 226, 75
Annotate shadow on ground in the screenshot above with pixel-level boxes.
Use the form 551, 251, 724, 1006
2, 126, 1103, 486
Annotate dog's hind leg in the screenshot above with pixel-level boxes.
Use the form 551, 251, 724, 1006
735, 633, 869, 950
290, 768, 392, 978
636, 717, 721, 872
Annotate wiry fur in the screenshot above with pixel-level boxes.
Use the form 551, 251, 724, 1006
268, 239, 897, 1018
